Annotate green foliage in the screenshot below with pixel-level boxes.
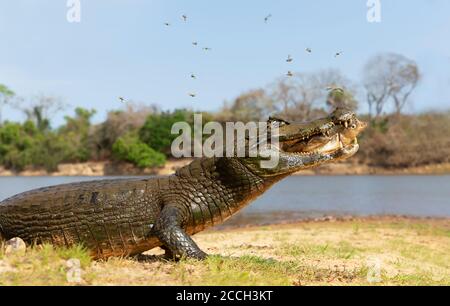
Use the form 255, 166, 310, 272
0, 84, 14, 98
0, 104, 170, 172
89, 105, 155, 160
0, 84, 15, 124
326, 88, 358, 111
112, 133, 166, 168
139, 109, 216, 157
58, 107, 97, 162
0, 121, 65, 171
0, 79, 448, 172
24, 106, 51, 131
369, 117, 390, 133
139, 109, 190, 156
0, 108, 97, 172
0, 122, 34, 170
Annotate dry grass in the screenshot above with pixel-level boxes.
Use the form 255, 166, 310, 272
0, 218, 449, 286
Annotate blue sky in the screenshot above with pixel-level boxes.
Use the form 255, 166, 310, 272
1, 0, 450, 125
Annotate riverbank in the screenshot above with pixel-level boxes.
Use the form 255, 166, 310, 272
1, 160, 450, 176
1, 217, 448, 286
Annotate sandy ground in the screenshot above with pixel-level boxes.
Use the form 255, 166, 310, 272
1, 217, 449, 286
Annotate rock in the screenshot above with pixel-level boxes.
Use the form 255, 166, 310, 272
0, 260, 17, 274
66, 258, 83, 284
4, 237, 27, 255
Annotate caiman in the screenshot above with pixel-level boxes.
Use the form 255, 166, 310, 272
0, 109, 366, 260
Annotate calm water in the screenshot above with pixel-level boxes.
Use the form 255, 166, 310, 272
0, 176, 449, 226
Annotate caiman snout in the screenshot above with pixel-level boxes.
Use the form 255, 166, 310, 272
278, 108, 367, 157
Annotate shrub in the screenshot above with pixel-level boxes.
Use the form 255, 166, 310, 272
139, 109, 189, 156
357, 113, 450, 168
0, 121, 64, 172
112, 133, 166, 168
58, 107, 96, 162
0, 122, 34, 171
89, 105, 156, 160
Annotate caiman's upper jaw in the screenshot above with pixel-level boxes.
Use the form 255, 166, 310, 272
240, 109, 365, 178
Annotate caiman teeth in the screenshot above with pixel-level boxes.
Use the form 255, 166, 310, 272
293, 150, 316, 156
338, 133, 343, 149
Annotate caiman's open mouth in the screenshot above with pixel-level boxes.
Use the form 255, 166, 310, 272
284, 133, 359, 156
279, 113, 367, 157
242, 109, 366, 177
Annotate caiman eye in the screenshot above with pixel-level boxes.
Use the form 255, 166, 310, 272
268, 117, 290, 127
351, 124, 357, 129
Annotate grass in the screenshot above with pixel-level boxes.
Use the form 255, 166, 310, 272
0, 244, 94, 286
0, 217, 449, 286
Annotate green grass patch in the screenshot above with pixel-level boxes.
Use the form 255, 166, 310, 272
0, 244, 92, 286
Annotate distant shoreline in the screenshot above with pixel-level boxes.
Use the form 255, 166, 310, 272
1, 159, 450, 177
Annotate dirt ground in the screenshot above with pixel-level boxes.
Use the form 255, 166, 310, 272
1, 217, 449, 286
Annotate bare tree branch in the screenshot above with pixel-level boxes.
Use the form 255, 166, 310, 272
363, 53, 421, 120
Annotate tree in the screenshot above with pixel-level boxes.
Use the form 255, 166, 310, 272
20, 95, 67, 131
0, 120, 66, 172
270, 74, 321, 121
90, 103, 158, 159
59, 107, 97, 162
318, 69, 358, 111
62, 107, 96, 133
390, 59, 420, 116
364, 80, 389, 120
0, 84, 15, 125
363, 53, 420, 119
225, 89, 275, 122
270, 69, 356, 121
326, 89, 358, 111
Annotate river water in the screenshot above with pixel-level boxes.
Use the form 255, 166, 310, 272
0, 176, 449, 227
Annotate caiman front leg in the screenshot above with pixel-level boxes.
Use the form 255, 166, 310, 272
154, 205, 207, 260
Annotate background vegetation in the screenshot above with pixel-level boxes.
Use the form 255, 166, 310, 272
0, 52, 449, 172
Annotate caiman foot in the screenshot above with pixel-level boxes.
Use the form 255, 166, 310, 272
186, 249, 208, 261
161, 244, 208, 261
161, 245, 176, 260
154, 205, 209, 261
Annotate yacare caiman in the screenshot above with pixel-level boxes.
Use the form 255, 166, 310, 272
0, 109, 366, 260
